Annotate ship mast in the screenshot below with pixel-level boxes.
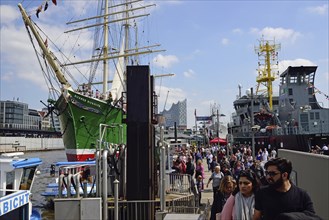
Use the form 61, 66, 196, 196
17, 3, 72, 90
103, 0, 109, 95
254, 38, 280, 110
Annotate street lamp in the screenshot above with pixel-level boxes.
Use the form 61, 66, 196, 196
216, 109, 226, 138
250, 87, 255, 159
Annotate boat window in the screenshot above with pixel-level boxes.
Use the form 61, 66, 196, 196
300, 113, 309, 132
308, 97, 316, 106
281, 77, 286, 85
19, 166, 36, 190
310, 112, 314, 120
6, 171, 14, 188
5, 171, 14, 194
289, 76, 297, 84
309, 73, 315, 82
308, 87, 313, 95
315, 112, 320, 120
288, 88, 293, 95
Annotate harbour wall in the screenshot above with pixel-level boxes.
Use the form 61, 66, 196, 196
0, 136, 64, 153
279, 149, 329, 220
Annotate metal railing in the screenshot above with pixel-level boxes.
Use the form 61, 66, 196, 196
165, 173, 193, 195
107, 195, 201, 220
108, 200, 157, 220
168, 194, 200, 214
107, 172, 201, 220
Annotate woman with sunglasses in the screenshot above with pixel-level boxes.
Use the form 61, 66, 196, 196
221, 169, 258, 220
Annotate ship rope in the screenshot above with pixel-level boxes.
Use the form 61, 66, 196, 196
55, 101, 71, 137
307, 82, 329, 100
34, 22, 80, 86
60, 118, 70, 137
32, 21, 90, 88
23, 20, 60, 100
22, 16, 87, 96
81, 119, 98, 138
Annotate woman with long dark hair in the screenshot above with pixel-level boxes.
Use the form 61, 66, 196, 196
221, 169, 258, 220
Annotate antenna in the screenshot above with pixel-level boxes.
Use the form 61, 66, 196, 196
254, 38, 280, 110
238, 84, 242, 98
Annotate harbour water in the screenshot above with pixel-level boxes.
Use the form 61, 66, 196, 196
25, 149, 66, 220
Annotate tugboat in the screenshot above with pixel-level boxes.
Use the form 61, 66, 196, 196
228, 39, 329, 152
0, 152, 42, 220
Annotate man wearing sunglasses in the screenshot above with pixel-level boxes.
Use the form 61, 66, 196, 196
253, 157, 320, 220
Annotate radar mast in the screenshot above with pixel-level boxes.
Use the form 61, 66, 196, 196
254, 38, 280, 110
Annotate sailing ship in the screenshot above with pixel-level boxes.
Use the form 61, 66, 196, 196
18, 0, 163, 161
228, 39, 329, 152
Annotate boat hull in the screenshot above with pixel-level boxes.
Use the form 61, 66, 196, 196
232, 133, 329, 152
56, 90, 126, 161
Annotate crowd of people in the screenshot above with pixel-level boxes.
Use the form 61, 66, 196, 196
310, 144, 328, 154
76, 83, 113, 101
170, 144, 321, 220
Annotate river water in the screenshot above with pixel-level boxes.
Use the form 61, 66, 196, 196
25, 150, 67, 220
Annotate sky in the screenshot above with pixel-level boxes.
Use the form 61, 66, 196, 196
0, 0, 328, 129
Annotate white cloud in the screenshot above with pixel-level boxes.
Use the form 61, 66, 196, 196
221, 38, 229, 45
201, 99, 215, 106
160, 0, 184, 5
1, 72, 14, 82
155, 85, 186, 111
232, 28, 243, 34
278, 59, 316, 73
251, 27, 302, 43
260, 59, 317, 96
18, 70, 49, 91
307, 4, 328, 15
0, 5, 20, 25
153, 54, 179, 68
183, 69, 195, 78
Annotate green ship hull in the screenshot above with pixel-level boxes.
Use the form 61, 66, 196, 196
56, 90, 126, 161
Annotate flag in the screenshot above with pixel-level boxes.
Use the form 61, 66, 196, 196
52, 0, 57, 5
36, 5, 42, 18
44, 2, 49, 11
44, 39, 48, 48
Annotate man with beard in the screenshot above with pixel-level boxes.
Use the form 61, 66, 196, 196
253, 158, 320, 220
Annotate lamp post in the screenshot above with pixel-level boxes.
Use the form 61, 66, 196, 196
251, 87, 255, 159
217, 109, 219, 138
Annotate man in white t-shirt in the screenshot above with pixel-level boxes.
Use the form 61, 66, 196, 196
262, 148, 268, 161
271, 148, 277, 158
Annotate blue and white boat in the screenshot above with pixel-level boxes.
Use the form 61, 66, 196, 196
41, 161, 96, 203
0, 152, 42, 220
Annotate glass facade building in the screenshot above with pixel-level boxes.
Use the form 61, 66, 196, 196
0, 100, 60, 132
161, 99, 187, 129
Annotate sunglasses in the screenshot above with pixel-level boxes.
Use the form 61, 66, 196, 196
265, 171, 280, 177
